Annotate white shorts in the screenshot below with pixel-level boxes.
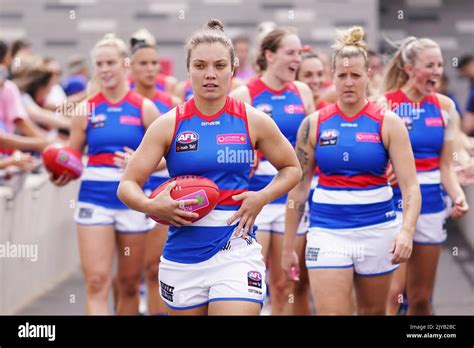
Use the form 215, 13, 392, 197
255, 203, 309, 235
397, 211, 447, 245
74, 201, 155, 233
305, 219, 401, 276
159, 236, 266, 310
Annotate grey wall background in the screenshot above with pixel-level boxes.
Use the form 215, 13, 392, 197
0, 0, 472, 109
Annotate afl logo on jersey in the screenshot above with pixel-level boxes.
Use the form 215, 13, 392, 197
256, 103, 273, 117
319, 129, 338, 146
248, 271, 262, 288
89, 113, 107, 128
176, 131, 199, 152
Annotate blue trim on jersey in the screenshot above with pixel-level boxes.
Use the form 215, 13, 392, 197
307, 265, 354, 269
316, 184, 388, 191
208, 297, 264, 307
78, 180, 125, 209
115, 228, 152, 234
413, 239, 446, 246
165, 301, 208, 311
162, 224, 237, 264
393, 184, 445, 214
310, 200, 396, 229
355, 266, 399, 277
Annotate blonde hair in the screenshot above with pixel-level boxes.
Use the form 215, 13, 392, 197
381, 36, 440, 93
331, 26, 369, 70
91, 33, 128, 61
185, 18, 235, 71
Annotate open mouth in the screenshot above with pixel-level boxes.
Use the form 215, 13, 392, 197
203, 83, 218, 88
288, 67, 297, 74
426, 79, 437, 88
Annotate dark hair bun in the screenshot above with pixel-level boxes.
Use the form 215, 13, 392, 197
207, 19, 224, 32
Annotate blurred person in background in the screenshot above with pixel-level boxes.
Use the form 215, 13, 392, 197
232, 34, 256, 82
457, 55, 474, 136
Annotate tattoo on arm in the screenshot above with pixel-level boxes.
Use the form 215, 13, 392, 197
296, 146, 309, 181
295, 202, 306, 217
404, 194, 411, 211
301, 118, 310, 144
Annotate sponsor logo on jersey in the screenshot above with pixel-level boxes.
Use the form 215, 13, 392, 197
284, 104, 305, 114
120, 116, 142, 126
340, 123, 358, 127
216, 133, 247, 145
106, 106, 122, 112
248, 271, 262, 288
319, 129, 339, 146
425, 117, 443, 127
78, 207, 93, 219
355, 132, 381, 143
306, 247, 320, 261
270, 95, 286, 100
160, 281, 175, 302
385, 210, 396, 218
176, 131, 199, 152
201, 120, 221, 127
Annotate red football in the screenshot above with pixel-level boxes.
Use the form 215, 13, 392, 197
42, 143, 83, 180
149, 175, 220, 225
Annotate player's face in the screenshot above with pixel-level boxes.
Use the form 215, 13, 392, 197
94, 46, 126, 90
267, 34, 302, 82
408, 47, 443, 96
189, 42, 233, 101
131, 47, 160, 88
333, 55, 369, 105
297, 57, 325, 98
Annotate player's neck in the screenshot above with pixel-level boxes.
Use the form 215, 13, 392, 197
102, 82, 129, 103
337, 98, 368, 118
136, 84, 155, 99
261, 71, 286, 91
401, 83, 426, 103
193, 95, 227, 116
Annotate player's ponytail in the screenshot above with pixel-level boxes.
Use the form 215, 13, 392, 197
381, 36, 440, 93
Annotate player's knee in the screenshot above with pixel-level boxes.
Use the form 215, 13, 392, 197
86, 273, 110, 295
145, 261, 159, 283
272, 278, 292, 300
408, 288, 431, 308
118, 274, 141, 297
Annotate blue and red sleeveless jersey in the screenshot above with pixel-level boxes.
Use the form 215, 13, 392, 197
385, 89, 445, 214
164, 96, 255, 263
182, 80, 193, 101
310, 102, 395, 229
144, 89, 174, 191
78, 90, 145, 209
129, 73, 167, 91
247, 77, 306, 204
151, 89, 173, 114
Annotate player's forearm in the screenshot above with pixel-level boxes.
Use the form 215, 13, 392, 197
0, 133, 46, 152
259, 165, 301, 204
117, 180, 151, 215
399, 183, 421, 237
441, 161, 465, 202
283, 185, 309, 252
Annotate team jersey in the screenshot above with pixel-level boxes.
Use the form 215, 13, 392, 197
151, 89, 173, 114
163, 96, 254, 264
247, 77, 306, 204
78, 90, 146, 209
310, 102, 396, 229
182, 80, 194, 101
144, 89, 174, 191
129, 73, 168, 92
385, 89, 446, 214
